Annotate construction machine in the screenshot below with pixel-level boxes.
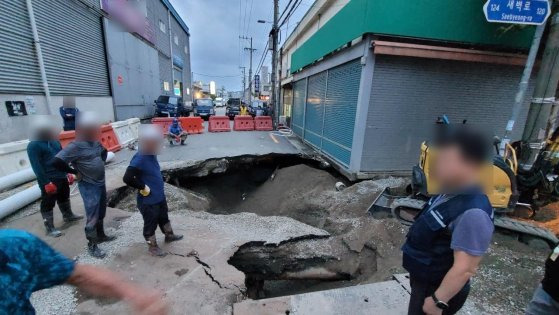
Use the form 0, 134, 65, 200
373, 117, 559, 246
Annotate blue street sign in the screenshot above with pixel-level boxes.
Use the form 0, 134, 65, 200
484, 0, 551, 25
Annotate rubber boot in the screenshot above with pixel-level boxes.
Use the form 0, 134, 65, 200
146, 235, 167, 257
85, 226, 106, 259
58, 201, 83, 223
162, 222, 184, 243
43, 212, 63, 238
96, 220, 116, 243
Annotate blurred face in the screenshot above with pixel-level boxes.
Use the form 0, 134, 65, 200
77, 125, 100, 141
140, 138, 162, 155
431, 145, 480, 190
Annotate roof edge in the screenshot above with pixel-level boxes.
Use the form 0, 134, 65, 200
161, 0, 190, 35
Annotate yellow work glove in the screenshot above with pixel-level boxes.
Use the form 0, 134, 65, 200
139, 185, 151, 197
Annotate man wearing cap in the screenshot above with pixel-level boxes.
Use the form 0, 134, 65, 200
123, 125, 183, 256
402, 127, 494, 315
27, 116, 83, 237
52, 112, 115, 258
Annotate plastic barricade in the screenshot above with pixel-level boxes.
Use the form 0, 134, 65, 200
59, 130, 76, 148
179, 117, 204, 134
254, 116, 273, 131
0, 140, 31, 177
99, 125, 122, 152
110, 120, 135, 146
60, 125, 121, 152
208, 116, 231, 132
151, 117, 174, 134
233, 115, 255, 131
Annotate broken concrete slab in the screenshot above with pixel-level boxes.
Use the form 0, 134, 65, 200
233, 279, 410, 315
72, 211, 331, 314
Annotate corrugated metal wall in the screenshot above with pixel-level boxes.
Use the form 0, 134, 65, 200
34, 0, 109, 96
291, 59, 362, 166
361, 55, 532, 172
323, 59, 361, 166
292, 79, 306, 136
304, 72, 327, 148
104, 19, 160, 120
0, 1, 44, 94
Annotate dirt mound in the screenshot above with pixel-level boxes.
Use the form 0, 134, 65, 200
238, 164, 339, 224
111, 183, 210, 213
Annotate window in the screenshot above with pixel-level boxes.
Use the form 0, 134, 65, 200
174, 34, 178, 45
184, 45, 188, 54
163, 81, 170, 91
159, 20, 166, 33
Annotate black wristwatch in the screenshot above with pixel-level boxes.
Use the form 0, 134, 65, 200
432, 293, 449, 310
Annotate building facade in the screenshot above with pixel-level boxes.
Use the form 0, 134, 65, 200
280, 0, 536, 179
0, 0, 191, 143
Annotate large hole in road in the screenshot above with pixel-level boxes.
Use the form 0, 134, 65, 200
108, 154, 409, 300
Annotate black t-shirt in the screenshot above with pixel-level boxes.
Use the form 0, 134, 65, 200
542, 243, 559, 302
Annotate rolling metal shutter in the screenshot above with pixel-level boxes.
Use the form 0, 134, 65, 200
292, 79, 307, 137
322, 59, 361, 166
304, 72, 327, 148
0, 1, 43, 94
33, 0, 110, 96
361, 55, 531, 172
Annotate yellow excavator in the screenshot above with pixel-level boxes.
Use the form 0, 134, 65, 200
373, 117, 559, 246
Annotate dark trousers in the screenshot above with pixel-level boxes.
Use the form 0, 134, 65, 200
138, 201, 170, 238
408, 275, 470, 315
40, 179, 70, 215
78, 181, 107, 230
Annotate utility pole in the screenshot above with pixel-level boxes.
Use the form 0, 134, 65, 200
241, 36, 256, 104
239, 66, 246, 99
271, 0, 279, 126
520, 2, 559, 169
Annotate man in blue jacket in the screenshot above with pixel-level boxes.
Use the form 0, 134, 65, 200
123, 124, 183, 256
167, 118, 187, 145
26, 116, 82, 237
402, 127, 493, 315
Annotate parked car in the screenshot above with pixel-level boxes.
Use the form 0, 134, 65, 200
214, 97, 225, 107
249, 100, 269, 117
193, 98, 215, 120
154, 95, 191, 117
226, 98, 244, 119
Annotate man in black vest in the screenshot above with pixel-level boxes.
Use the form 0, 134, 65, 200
402, 127, 493, 315
526, 244, 559, 314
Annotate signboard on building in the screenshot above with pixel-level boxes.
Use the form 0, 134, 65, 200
5, 101, 27, 117
254, 74, 260, 94
483, 0, 551, 25
100, 0, 155, 44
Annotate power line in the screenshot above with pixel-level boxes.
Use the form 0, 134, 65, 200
278, 0, 294, 22
279, 0, 302, 27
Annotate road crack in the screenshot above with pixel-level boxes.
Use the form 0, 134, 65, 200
168, 250, 225, 289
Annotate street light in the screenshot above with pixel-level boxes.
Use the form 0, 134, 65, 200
257, 20, 272, 24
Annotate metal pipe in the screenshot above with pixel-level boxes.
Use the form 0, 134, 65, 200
26, 0, 52, 114
0, 168, 36, 192
0, 185, 41, 220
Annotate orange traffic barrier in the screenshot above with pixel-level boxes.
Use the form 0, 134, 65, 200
59, 124, 121, 152
151, 117, 174, 134
99, 125, 121, 152
59, 130, 76, 148
254, 116, 273, 131
208, 116, 231, 132
233, 115, 255, 131
179, 117, 204, 134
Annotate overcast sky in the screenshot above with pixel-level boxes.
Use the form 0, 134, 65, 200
170, 0, 309, 91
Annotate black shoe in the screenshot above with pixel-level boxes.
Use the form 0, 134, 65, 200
42, 212, 63, 237
88, 243, 106, 259
162, 222, 184, 243
96, 221, 116, 243
59, 201, 83, 223
146, 235, 167, 257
